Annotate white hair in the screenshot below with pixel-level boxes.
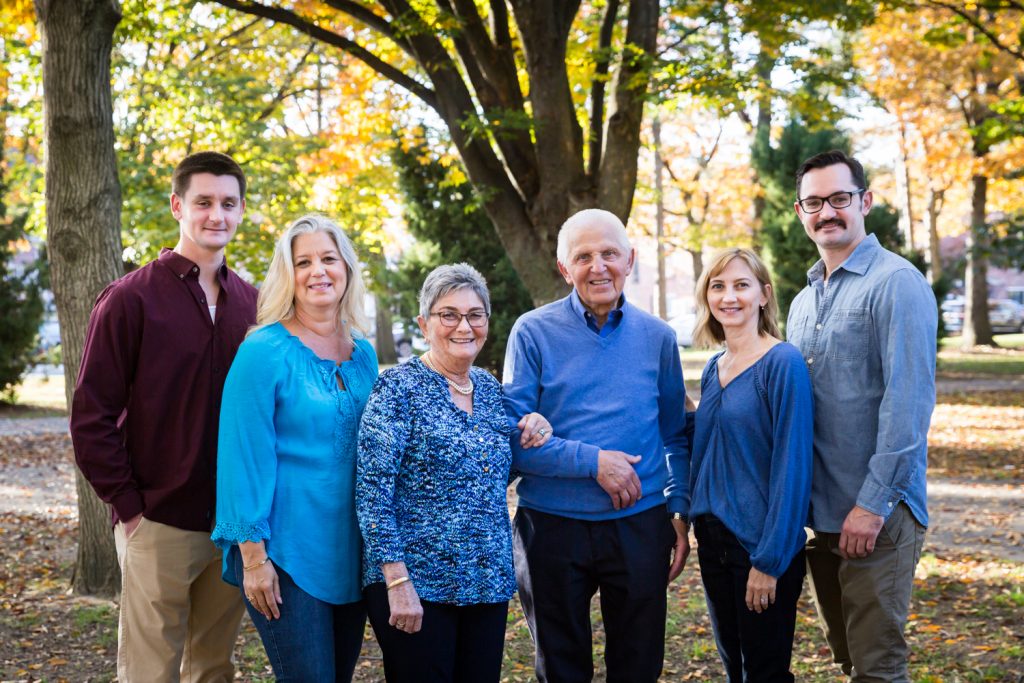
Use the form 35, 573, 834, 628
556, 208, 631, 264
418, 263, 491, 320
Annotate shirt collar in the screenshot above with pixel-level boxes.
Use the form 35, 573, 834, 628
806, 233, 881, 285
159, 247, 229, 281
569, 289, 626, 323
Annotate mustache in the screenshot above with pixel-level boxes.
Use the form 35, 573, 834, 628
814, 218, 846, 231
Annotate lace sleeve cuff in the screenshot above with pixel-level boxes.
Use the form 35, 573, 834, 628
211, 520, 271, 547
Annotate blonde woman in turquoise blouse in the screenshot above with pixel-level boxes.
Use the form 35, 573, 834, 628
213, 214, 377, 682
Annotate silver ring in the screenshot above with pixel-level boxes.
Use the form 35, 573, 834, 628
538, 428, 547, 437
760, 596, 768, 603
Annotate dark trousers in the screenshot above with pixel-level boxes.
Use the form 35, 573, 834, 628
228, 546, 365, 682
513, 504, 676, 683
364, 582, 509, 683
693, 515, 805, 683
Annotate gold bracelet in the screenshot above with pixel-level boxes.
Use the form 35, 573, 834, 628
243, 557, 270, 572
386, 576, 411, 591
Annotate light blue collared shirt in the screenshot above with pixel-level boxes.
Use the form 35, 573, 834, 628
569, 289, 625, 337
787, 234, 936, 533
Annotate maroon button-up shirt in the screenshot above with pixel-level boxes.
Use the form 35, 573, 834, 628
71, 248, 258, 532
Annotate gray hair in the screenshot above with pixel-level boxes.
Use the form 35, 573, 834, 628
556, 208, 631, 264
418, 263, 491, 319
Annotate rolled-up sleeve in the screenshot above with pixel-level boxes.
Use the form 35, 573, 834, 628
856, 269, 936, 518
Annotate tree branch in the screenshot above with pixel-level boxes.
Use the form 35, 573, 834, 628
208, 0, 437, 108
924, 0, 1024, 62
588, 0, 620, 178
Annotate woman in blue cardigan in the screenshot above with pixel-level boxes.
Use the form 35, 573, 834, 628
689, 248, 814, 682
213, 214, 377, 681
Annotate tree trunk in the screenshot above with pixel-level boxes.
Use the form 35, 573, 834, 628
961, 174, 994, 347
653, 116, 667, 320
688, 248, 704, 291
926, 188, 944, 283
896, 117, 916, 249
36, 0, 124, 597
374, 295, 398, 365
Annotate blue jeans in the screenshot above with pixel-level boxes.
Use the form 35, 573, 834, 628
229, 547, 365, 682
694, 515, 805, 683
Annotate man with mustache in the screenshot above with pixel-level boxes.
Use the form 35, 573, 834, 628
787, 150, 936, 681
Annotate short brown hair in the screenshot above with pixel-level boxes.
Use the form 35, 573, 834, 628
693, 248, 781, 348
795, 150, 866, 198
171, 151, 246, 199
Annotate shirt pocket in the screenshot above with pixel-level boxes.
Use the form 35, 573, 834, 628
828, 308, 871, 361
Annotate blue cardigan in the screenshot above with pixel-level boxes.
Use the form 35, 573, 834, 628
688, 343, 813, 577
356, 358, 517, 605
212, 322, 378, 604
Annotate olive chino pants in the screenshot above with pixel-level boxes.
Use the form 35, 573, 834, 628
805, 503, 925, 682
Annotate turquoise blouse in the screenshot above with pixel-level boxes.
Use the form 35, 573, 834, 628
212, 322, 378, 604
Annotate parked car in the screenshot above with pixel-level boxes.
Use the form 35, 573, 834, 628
941, 298, 1024, 335
667, 311, 697, 348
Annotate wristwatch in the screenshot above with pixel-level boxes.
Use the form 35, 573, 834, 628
670, 512, 686, 522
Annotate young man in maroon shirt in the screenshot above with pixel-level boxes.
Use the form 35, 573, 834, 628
71, 152, 259, 682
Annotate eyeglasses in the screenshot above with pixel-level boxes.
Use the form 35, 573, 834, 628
797, 189, 865, 214
431, 310, 489, 328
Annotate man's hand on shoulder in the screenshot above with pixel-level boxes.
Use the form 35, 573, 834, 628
596, 450, 642, 510
839, 505, 885, 558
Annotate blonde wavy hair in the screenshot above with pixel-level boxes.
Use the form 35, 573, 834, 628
692, 248, 781, 348
252, 214, 370, 338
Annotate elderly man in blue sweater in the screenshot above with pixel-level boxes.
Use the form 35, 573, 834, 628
503, 208, 691, 683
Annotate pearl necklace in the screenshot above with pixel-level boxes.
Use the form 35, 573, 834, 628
422, 353, 474, 395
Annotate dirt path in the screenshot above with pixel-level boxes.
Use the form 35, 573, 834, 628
0, 431, 1019, 565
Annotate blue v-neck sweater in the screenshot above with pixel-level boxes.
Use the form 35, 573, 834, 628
502, 294, 690, 521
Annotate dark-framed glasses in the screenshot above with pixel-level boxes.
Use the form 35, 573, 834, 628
797, 189, 865, 214
431, 310, 489, 328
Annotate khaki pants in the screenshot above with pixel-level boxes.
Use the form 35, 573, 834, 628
114, 518, 244, 683
806, 503, 925, 682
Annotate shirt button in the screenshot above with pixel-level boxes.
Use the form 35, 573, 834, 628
816, 324, 822, 330
179, 274, 184, 279
478, 437, 483, 443
888, 502, 894, 508
192, 266, 198, 273
483, 466, 490, 472
807, 358, 814, 365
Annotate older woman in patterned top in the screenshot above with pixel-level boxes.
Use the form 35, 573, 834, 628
357, 263, 551, 682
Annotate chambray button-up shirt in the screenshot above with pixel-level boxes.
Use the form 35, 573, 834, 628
787, 234, 937, 533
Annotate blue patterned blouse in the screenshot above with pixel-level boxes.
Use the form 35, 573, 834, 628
356, 357, 517, 605
213, 322, 378, 605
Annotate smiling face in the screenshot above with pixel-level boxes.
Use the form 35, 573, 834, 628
706, 256, 770, 338
417, 287, 488, 370
170, 172, 244, 261
795, 163, 872, 264
557, 220, 635, 324
291, 230, 349, 316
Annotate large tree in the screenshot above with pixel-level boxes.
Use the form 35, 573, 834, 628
35, 0, 124, 596
209, 0, 659, 304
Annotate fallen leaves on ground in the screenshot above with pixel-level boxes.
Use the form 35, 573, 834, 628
0, 387, 1021, 681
